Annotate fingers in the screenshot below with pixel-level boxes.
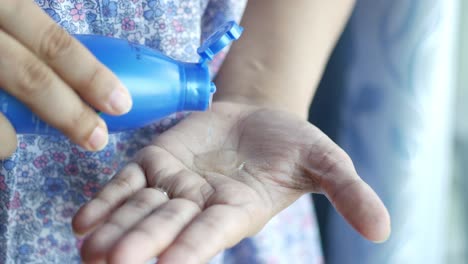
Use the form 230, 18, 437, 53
0, 30, 107, 150
0, 0, 132, 150
78, 144, 232, 264
0, 113, 17, 159
158, 205, 252, 264
80, 188, 170, 262
135, 146, 214, 209
307, 133, 391, 242
107, 200, 201, 264
72, 163, 147, 235
0, 0, 132, 115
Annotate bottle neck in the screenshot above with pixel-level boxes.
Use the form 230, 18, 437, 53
182, 63, 215, 111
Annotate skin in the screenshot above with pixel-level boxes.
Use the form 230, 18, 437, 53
0, 0, 133, 158
73, 1, 391, 264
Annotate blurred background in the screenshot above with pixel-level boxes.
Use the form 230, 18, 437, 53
308, 0, 467, 263
449, 0, 468, 261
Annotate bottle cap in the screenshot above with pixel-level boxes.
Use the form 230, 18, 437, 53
197, 21, 244, 62
184, 21, 243, 112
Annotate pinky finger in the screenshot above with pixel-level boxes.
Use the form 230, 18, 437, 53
72, 163, 147, 236
0, 112, 17, 159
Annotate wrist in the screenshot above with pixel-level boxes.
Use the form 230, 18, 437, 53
213, 91, 310, 120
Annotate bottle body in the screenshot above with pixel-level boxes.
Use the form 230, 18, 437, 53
0, 35, 213, 134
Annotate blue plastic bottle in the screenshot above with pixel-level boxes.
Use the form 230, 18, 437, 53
0, 21, 243, 134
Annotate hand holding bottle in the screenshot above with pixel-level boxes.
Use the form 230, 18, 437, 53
0, 0, 133, 158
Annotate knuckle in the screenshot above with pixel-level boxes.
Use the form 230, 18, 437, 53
176, 199, 202, 214
60, 105, 97, 138
17, 60, 52, 96
130, 190, 157, 211
177, 238, 202, 261
156, 200, 200, 225
136, 146, 159, 160
83, 65, 107, 93
330, 178, 361, 204
136, 146, 164, 166
132, 226, 157, 242
157, 204, 183, 223
39, 24, 73, 61
333, 148, 354, 169
112, 176, 136, 195
317, 150, 340, 177
94, 195, 113, 210
312, 144, 353, 179
154, 209, 171, 223
199, 216, 220, 233
131, 198, 152, 211
105, 219, 126, 233
72, 105, 95, 127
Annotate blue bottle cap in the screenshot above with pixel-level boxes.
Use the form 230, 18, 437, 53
197, 21, 244, 62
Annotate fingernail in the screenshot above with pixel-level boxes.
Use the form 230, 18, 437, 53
109, 87, 132, 114
88, 126, 108, 151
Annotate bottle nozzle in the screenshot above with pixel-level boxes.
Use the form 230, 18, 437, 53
210, 82, 217, 93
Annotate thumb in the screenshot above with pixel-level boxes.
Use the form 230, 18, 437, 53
307, 134, 391, 242
0, 112, 17, 159
326, 175, 391, 243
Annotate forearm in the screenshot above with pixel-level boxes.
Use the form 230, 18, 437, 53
214, 0, 355, 119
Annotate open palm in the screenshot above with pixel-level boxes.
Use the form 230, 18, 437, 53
72, 102, 390, 264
